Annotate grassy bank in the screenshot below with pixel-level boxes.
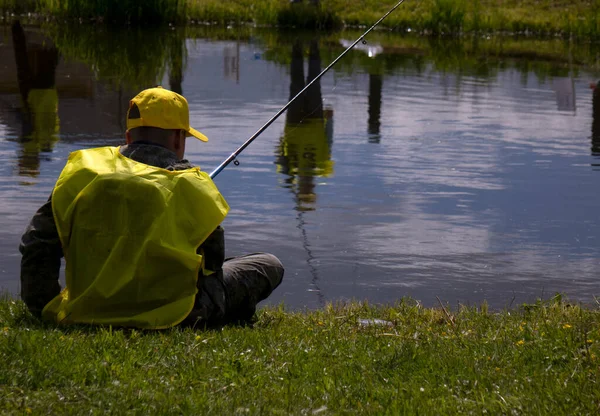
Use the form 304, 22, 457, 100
1, 296, 599, 414
183, 0, 600, 38
1, 0, 599, 38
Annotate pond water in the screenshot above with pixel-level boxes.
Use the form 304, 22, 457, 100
0, 23, 599, 310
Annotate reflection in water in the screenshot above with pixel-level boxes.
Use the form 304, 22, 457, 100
223, 43, 240, 84
340, 39, 383, 58
368, 74, 382, 143
0, 24, 192, 149
168, 30, 186, 95
47, 24, 185, 90
12, 21, 60, 176
592, 82, 600, 157
275, 39, 334, 212
274, 38, 335, 306
338, 38, 383, 143
553, 77, 576, 112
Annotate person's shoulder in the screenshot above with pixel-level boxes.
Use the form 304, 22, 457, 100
169, 159, 196, 171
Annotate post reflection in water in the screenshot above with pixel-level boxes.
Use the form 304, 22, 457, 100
368, 73, 382, 143
11, 21, 60, 177
592, 81, 600, 159
168, 31, 186, 95
274, 38, 334, 306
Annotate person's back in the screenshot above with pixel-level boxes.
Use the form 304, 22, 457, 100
20, 87, 284, 329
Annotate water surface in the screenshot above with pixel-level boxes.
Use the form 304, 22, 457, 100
0, 24, 599, 309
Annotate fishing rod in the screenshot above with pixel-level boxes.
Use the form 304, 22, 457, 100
209, 0, 407, 179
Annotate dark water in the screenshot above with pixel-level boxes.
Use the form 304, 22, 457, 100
0, 23, 599, 310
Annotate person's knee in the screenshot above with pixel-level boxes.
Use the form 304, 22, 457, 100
261, 253, 284, 288
263, 253, 284, 270
223, 252, 284, 292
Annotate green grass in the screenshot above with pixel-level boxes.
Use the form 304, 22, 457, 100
322, 0, 600, 37
2, 0, 599, 38
1, 295, 600, 414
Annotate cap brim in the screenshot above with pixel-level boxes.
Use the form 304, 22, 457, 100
187, 127, 208, 142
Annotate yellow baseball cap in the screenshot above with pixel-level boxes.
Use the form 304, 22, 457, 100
126, 86, 208, 142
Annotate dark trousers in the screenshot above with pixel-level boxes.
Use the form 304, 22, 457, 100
181, 253, 284, 329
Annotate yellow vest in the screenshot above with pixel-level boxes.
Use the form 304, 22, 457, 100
42, 146, 229, 329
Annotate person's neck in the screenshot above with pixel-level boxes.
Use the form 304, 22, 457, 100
129, 140, 170, 150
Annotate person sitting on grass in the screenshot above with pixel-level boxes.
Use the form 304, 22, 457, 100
19, 86, 284, 329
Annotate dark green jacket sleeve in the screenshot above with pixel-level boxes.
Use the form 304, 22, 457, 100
198, 225, 225, 275
19, 196, 62, 318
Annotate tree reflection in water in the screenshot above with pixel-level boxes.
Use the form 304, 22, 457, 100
12, 20, 60, 177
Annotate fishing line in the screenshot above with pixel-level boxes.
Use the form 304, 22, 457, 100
209, 0, 408, 179
296, 209, 326, 307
